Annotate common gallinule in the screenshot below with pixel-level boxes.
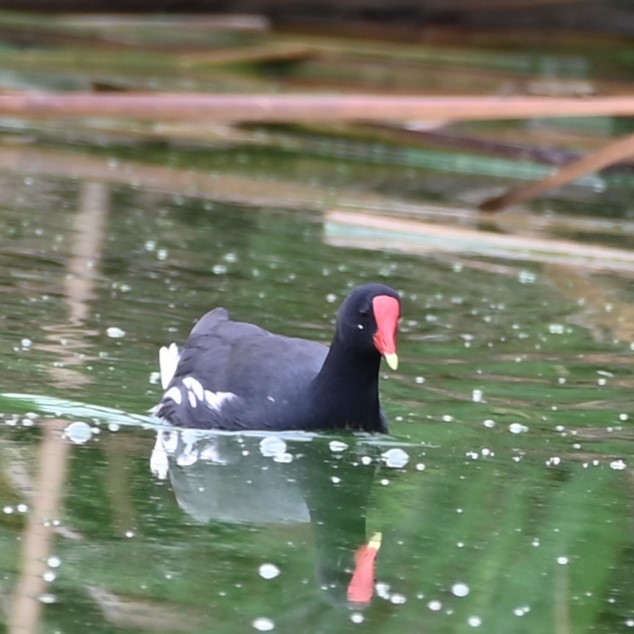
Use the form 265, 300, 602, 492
154, 283, 400, 432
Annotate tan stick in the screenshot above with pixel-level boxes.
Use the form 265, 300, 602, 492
0, 93, 633, 122
481, 132, 634, 212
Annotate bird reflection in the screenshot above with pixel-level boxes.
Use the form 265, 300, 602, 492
151, 430, 382, 607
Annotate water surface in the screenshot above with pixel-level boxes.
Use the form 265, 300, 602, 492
0, 26, 633, 631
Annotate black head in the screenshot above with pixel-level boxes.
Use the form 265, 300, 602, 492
335, 284, 401, 369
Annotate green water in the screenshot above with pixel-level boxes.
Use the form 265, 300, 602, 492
0, 18, 633, 631
0, 149, 633, 633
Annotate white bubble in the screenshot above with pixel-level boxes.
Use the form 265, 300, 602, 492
106, 326, 126, 339
21, 338, 32, 348
329, 440, 348, 452
483, 419, 496, 428
468, 616, 482, 627
472, 389, 483, 403
518, 270, 536, 284
548, 323, 565, 335
259, 436, 287, 457
3, 506, 13, 514
381, 448, 410, 468
273, 452, 293, 463
350, 612, 365, 624
37, 593, 57, 604
47, 556, 61, 568
43, 571, 56, 582
252, 617, 275, 631
64, 421, 93, 445
451, 582, 470, 597
390, 593, 407, 604
556, 556, 569, 565
326, 293, 337, 303
428, 600, 442, 611
610, 460, 626, 471
375, 582, 391, 599
415, 376, 425, 384
509, 423, 528, 434
258, 563, 280, 579
212, 264, 227, 275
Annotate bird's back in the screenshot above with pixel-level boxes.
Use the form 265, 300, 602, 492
156, 307, 328, 429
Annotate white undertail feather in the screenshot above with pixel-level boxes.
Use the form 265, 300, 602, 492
159, 343, 180, 389
164, 386, 183, 405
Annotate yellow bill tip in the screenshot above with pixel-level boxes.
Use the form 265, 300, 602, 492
383, 353, 398, 371
368, 532, 383, 550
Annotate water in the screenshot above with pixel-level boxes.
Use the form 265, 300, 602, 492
1, 157, 633, 633
1, 28, 634, 633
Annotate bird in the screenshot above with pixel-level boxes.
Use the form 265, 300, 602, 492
154, 283, 401, 433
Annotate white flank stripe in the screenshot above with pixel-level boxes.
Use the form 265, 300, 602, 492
204, 390, 236, 412
164, 386, 183, 405
187, 391, 197, 408
159, 343, 180, 389
182, 376, 204, 401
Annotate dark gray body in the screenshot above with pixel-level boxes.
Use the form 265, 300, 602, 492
155, 283, 398, 432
